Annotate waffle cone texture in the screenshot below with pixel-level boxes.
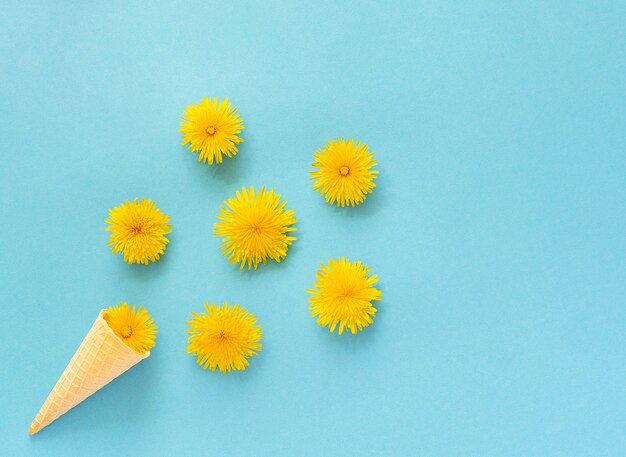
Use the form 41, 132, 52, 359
29, 310, 150, 435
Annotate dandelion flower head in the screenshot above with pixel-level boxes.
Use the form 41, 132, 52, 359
214, 186, 297, 269
105, 198, 172, 265
311, 138, 378, 207
180, 97, 245, 165
187, 302, 262, 373
104, 302, 157, 354
308, 257, 382, 334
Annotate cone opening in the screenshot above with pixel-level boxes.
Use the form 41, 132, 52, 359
101, 309, 153, 357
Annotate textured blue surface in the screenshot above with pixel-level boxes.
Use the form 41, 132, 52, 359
1, 1, 625, 456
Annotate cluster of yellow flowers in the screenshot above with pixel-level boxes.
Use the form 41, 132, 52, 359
104, 97, 382, 373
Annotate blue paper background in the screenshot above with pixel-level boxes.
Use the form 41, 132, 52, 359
1, 1, 625, 456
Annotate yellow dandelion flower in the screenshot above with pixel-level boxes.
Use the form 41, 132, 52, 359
311, 138, 378, 207
187, 302, 262, 373
214, 186, 297, 270
180, 97, 245, 165
104, 302, 158, 354
105, 198, 172, 265
308, 257, 382, 334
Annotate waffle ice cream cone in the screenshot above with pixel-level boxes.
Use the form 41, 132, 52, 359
29, 309, 150, 435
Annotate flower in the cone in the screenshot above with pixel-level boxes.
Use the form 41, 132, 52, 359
180, 97, 245, 164
105, 198, 172, 264
214, 186, 297, 269
307, 257, 382, 334
104, 302, 157, 353
187, 302, 262, 373
311, 138, 378, 207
